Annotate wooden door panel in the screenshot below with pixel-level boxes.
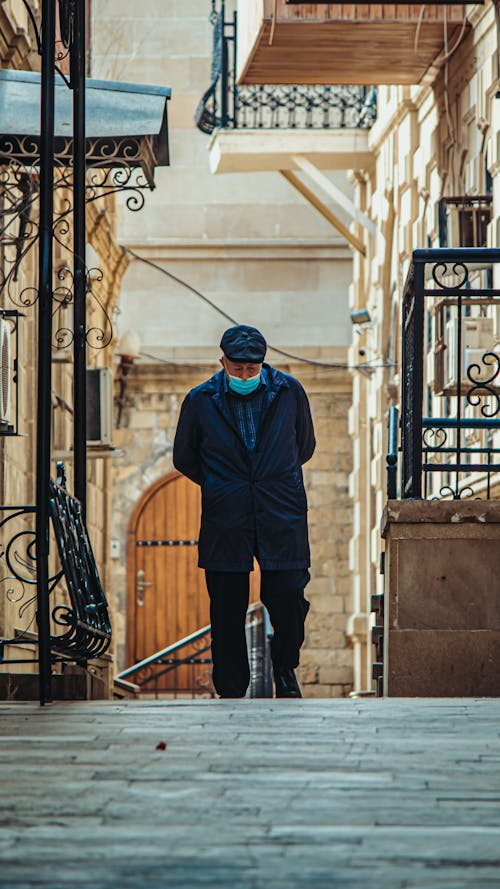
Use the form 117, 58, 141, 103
127, 471, 261, 694
127, 472, 207, 692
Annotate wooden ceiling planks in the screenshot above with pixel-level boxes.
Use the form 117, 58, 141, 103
272, 1, 467, 18
239, 5, 469, 84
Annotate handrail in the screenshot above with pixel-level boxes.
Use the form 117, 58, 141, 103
115, 624, 211, 682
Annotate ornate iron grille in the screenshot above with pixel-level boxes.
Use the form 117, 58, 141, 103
398, 248, 500, 500
195, 8, 377, 134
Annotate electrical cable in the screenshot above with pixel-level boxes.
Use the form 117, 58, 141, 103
414, 5, 425, 56
125, 247, 397, 372
269, 0, 278, 45
442, 7, 458, 190
433, 9, 468, 67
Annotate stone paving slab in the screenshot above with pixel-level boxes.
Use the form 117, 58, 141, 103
0, 698, 500, 887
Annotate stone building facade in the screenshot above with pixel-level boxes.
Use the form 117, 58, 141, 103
347, 1, 500, 690
91, 0, 357, 696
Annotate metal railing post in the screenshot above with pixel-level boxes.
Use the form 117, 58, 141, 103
410, 261, 425, 498
386, 406, 399, 499
220, 0, 228, 127
232, 10, 238, 128
72, 0, 87, 515
401, 258, 425, 498
36, 0, 57, 705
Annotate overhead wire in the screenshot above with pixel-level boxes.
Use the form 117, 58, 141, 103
124, 247, 397, 372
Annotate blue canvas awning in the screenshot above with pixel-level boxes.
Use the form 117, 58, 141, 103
0, 69, 170, 182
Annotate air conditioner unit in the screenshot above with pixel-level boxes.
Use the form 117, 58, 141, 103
0, 317, 12, 431
444, 317, 497, 388
86, 367, 113, 446
438, 196, 492, 248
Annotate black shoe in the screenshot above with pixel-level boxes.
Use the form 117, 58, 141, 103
216, 686, 247, 699
273, 666, 302, 698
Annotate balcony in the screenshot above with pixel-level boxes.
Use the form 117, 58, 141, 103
236, 1, 473, 86
196, 9, 376, 176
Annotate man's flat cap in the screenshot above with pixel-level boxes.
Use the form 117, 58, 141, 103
220, 325, 267, 362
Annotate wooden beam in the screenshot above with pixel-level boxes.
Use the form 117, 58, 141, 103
280, 169, 366, 257
292, 154, 377, 236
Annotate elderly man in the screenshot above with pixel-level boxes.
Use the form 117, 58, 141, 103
173, 325, 315, 699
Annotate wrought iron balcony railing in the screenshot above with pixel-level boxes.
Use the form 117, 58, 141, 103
392, 248, 500, 500
195, 4, 377, 135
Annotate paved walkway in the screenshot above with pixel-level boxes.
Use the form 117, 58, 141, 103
1, 698, 500, 888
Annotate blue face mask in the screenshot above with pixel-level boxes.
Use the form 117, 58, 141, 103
228, 373, 261, 395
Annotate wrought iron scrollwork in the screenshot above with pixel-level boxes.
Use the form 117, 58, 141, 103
86, 166, 149, 212
466, 353, 500, 418
432, 484, 475, 501
85, 268, 113, 350
431, 262, 469, 290
0, 506, 66, 625
422, 427, 448, 449
0, 164, 40, 306
0, 507, 38, 647
0, 163, 114, 350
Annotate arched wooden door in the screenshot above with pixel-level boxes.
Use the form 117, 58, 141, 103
127, 471, 259, 694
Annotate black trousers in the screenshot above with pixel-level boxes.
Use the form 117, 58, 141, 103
205, 569, 310, 698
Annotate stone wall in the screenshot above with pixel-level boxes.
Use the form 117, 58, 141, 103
300, 371, 354, 697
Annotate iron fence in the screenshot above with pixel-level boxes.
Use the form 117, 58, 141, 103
397, 248, 500, 500
195, 5, 377, 135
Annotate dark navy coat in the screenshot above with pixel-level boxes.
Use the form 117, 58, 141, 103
173, 364, 316, 572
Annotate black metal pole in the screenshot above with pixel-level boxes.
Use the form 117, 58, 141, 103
386, 406, 399, 500
36, 0, 57, 706
411, 261, 425, 499
220, 1, 228, 128
232, 11, 238, 128
72, 0, 87, 515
